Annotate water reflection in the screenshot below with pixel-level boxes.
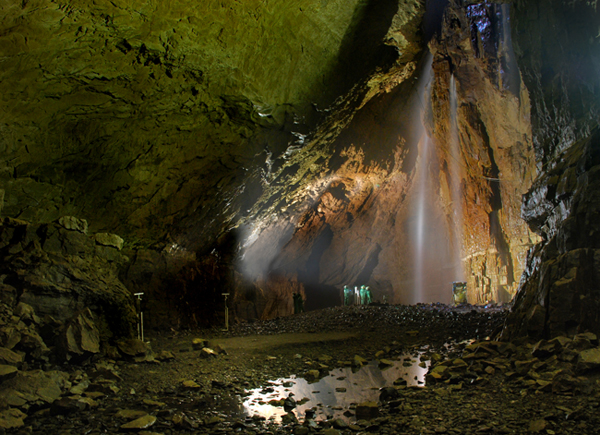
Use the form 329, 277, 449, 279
243, 355, 429, 423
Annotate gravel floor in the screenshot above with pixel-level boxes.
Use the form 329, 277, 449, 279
5, 304, 600, 435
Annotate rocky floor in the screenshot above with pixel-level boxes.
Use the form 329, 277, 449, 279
2, 304, 600, 434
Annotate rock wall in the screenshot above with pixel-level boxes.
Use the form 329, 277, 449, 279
0, 216, 137, 356
429, 1, 539, 304
502, 0, 600, 339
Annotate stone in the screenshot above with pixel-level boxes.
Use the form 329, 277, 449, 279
116, 409, 149, 419
331, 418, 349, 429
69, 380, 90, 395
182, 380, 201, 389
94, 233, 125, 250
156, 350, 175, 361
576, 347, 600, 372
50, 396, 88, 415
304, 370, 320, 381
0, 347, 23, 366
117, 338, 149, 357
120, 414, 157, 430
379, 387, 400, 402
0, 327, 22, 350
59, 308, 101, 359
0, 408, 27, 429
13, 302, 39, 324
192, 338, 207, 350
0, 370, 69, 404
355, 401, 379, 420
199, 347, 218, 358
58, 216, 88, 234
143, 399, 166, 407
0, 364, 18, 379
87, 380, 120, 395
18, 329, 49, 358
529, 419, 547, 432
353, 355, 368, 367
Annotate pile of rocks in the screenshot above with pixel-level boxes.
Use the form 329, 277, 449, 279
426, 332, 600, 395
0, 297, 157, 430
228, 303, 507, 344
0, 216, 146, 429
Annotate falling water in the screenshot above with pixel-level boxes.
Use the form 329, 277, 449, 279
413, 132, 432, 303
497, 4, 520, 94
408, 53, 461, 304
409, 53, 443, 304
449, 75, 465, 282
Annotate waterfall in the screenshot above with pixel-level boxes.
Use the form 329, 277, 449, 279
449, 75, 465, 283
413, 131, 432, 303
407, 54, 466, 305
497, 3, 520, 94
409, 52, 452, 304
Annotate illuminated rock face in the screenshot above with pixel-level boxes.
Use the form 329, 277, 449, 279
237, 2, 539, 311
503, 0, 600, 339
429, 3, 540, 304
1, 0, 599, 332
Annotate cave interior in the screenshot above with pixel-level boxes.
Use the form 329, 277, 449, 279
1, 0, 600, 432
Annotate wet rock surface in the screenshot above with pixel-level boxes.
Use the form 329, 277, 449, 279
1, 304, 599, 434
505, 129, 600, 339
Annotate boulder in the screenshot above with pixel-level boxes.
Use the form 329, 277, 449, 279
120, 414, 157, 430
576, 347, 600, 373
115, 409, 149, 419
192, 338, 208, 350
0, 347, 23, 366
0, 364, 18, 380
50, 396, 89, 415
117, 338, 150, 358
1, 218, 137, 356
58, 216, 88, 233
353, 355, 368, 367
355, 401, 379, 420
199, 347, 217, 358
0, 370, 70, 405
13, 303, 39, 324
0, 408, 27, 429
58, 308, 101, 360
94, 233, 125, 251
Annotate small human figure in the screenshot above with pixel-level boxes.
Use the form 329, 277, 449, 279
364, 286, 373, 305
293, 292, 305, 314
354, 286, 360, 305
360, 285, 367, 305
343, 285, 352, 306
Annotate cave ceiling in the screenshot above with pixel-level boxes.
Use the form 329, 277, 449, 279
0, 0, 424, 252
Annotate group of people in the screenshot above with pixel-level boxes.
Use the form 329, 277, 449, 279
342, 285, 372, 306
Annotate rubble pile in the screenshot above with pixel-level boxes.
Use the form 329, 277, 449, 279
426, 332, 600, 395
228, 303, 507, 344
0, 216, 145, 430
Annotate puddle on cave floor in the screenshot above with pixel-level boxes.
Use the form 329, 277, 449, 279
239, 352, 430, 424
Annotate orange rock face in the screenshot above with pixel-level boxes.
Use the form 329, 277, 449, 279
236, 2, 539, 316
